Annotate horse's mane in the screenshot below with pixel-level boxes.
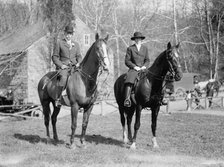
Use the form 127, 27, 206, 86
149, 50, 166, 69
80, 42, 95, 66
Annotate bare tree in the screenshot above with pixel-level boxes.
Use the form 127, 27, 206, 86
193, 0, 224, 79
73, 0, 114, 33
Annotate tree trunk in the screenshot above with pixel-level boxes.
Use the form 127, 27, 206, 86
205, 0, 213, 78
173, 0, 178, 44
214, 13, 223, 80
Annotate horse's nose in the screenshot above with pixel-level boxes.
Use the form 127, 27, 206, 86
103, 65, 109, 72
104, 57, 110, 71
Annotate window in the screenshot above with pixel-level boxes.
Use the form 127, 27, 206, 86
84, 34, 90, 46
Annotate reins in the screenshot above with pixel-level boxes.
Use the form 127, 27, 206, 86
145, 50, 180, 95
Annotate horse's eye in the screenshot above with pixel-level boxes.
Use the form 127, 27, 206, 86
167, 52, 172, 59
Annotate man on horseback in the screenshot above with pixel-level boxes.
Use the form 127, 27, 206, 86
124, 32, 150, 107
52, 24, 82, 107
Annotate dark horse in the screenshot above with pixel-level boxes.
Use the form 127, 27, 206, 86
38, 33, 110, 148
205, 79, 222, 107
114, 42, 183, 149
212, 80, 222, 97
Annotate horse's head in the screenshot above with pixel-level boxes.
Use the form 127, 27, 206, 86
165, 42, 183, 81
94, 33, 110, 71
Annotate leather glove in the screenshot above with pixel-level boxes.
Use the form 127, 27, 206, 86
76, 63, 80, 67
134, 66, 141, 71
141, 66, 146, 70
61, 64, 69, 69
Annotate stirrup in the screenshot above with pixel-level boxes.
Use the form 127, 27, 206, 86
124, 99, 131, 107
160, 99, 167, 106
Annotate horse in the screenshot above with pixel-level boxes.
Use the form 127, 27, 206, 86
195, 79, 221, 97
211, 80, 222, 96
206, 81, 215, 107
197, 81, 209, 91
114, 42, 183, 149
205, 79, 223, 107
38, 33, 110, 148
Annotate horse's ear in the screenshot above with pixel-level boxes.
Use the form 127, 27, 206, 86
167, 42, 172, 49
95, 33, 99, 41
104, 34, 109, 42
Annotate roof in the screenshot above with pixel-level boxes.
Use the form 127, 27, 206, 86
0, 51, 27, 89
0, 22, 46, 55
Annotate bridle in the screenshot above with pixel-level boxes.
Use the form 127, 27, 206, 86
165, 49, 181, 82
147, 48, 181, 82
79, 39, 109, 82
96, 39, 109, 70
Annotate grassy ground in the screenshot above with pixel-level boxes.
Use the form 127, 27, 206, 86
0, 111, 224, 167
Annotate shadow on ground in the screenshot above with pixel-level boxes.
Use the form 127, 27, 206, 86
73, 134, 124, 147
14, 133, 65, 145
14, 133, 123, 147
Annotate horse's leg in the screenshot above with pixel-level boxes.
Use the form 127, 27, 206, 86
119, 106, 128, 144
151, 106, 160, 148
126, 109, 134, 144
42, 100, 51, 141
69, 103, 79, 149
51, 103, 61, 141
208, 98, 212, 107
80, 104, 94, 147
215, 88, 219, 97
130, 105, 142, 149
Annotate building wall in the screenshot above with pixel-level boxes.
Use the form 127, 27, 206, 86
27, 36, 49, 104
74, 18, 95, 57
9, 54, 28, 104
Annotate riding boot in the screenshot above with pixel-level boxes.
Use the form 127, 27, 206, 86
160, 99, 168, 105
160, 91, 167, 106
55, 86, 64, 107
124, 84, 132, 107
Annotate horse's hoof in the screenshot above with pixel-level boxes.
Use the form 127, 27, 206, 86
152, 137, 159, 149
46, 137, 51, 144
153, 144, 159, 149
123, 138, 129, 144
130, 142, 136, 150
53, 136, 59, 141
79, 140, 87, 149
80, 143, 87, 149
66, 143, 76, 149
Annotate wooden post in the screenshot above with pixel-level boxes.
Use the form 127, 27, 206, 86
185, 91, 192, 111
166, 100, 170, 114
205, 97, 208, 109
186, 99, 192, 111
221, 97, 224, 108
100, 101, 104, 116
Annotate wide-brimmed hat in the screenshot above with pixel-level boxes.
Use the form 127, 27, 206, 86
131, 32, 145, 40
64, 25, 74, 33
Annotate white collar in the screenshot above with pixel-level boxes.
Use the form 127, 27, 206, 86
135, 43, 141, 51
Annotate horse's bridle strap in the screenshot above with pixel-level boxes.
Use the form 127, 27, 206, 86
147, 70, 166, 81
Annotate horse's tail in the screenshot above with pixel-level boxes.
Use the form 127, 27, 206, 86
38, 71, 58, 103
114, 74, 125, 106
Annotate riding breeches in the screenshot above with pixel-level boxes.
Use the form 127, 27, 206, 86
125, 69, 139, 84
58, 69, 69, 87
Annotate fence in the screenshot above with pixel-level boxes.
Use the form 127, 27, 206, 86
0, 104, 42, 119
96, 95, 224, 116
170, 96, 224, 112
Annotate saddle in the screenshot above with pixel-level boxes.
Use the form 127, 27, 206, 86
124, 71, 147, 90
56, 66, 78, 91
124, 71, 147, 105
